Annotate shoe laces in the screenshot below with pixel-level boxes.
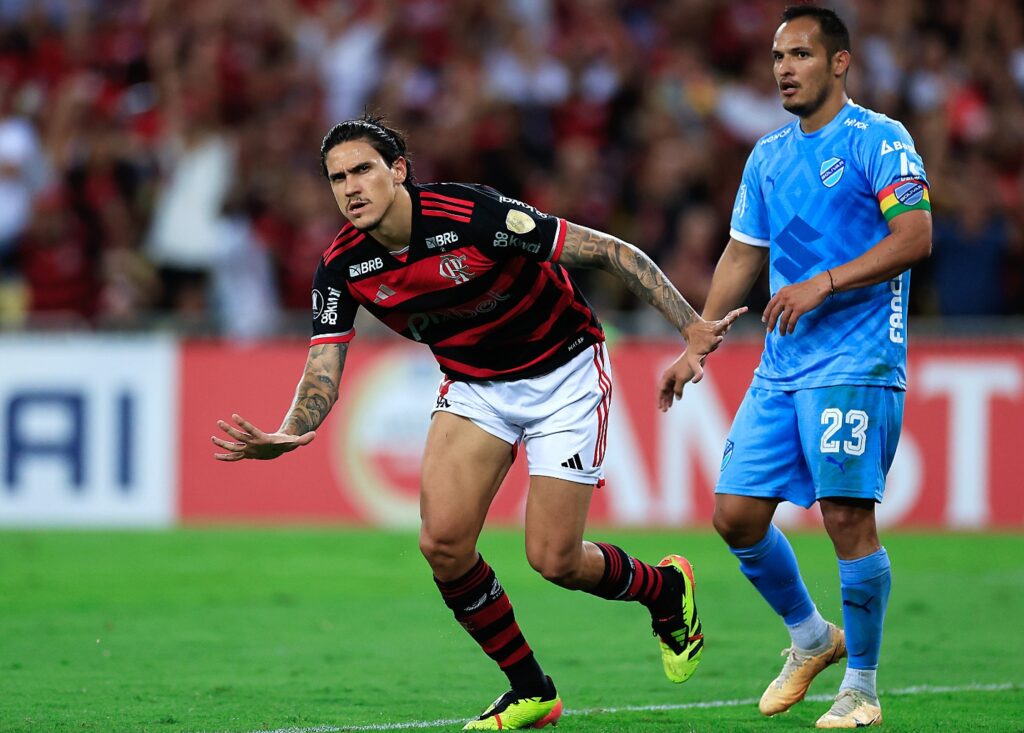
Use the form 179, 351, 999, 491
829, 688, 877, 715
775, 646, 810, 683
478, 676, 556, 718
473, 692, 532, 720
476, 690, 519, 719
652, 613, 697, 654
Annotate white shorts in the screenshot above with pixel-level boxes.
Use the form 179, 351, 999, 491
431, 343, 612, 485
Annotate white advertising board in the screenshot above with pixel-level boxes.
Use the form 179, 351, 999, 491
0, 335, 178, 526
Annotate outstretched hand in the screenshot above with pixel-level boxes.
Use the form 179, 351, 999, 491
211, 413, 315, 462
657, 306, 748, 412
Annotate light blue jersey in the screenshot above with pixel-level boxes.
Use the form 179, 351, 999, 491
730, 100, 930, 391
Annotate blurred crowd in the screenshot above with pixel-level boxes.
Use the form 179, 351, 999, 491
1, 0, 1022, 339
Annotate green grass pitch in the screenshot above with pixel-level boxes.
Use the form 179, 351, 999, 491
1, 529, 1021, 732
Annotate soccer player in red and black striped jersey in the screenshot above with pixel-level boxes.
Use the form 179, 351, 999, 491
213, 115, 746, 730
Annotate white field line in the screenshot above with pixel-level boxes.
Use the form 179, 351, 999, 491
208, 682, 1017, 733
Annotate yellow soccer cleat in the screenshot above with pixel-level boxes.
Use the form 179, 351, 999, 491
463, 680, 563, 730
651, 555, 704, 683
759, 622, 846, 716
815, 688, 882, 728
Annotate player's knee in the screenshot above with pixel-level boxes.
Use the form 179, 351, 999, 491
821, 508, 854, 537
418, 529, 473, 575
712, 506, 764, 548
820, 501, 878, 556
527, 547, 582, 587
417, 532, 448, 567
712, 506, 743, 545
821, 501, 874, 537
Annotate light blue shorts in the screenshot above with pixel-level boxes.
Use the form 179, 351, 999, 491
716, 385, 904, 508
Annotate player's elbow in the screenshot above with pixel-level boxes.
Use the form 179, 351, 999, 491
907, 233, 932, 266
919, 235, 933, 260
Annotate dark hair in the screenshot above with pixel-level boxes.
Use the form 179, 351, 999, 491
319, 113, 414, 184
781, 5, 851, 58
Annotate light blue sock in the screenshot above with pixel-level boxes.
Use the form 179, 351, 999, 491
838, 547, 891, 677
841, 667, 878, 700
787, 606, 831, 652
730, 525, 820, 636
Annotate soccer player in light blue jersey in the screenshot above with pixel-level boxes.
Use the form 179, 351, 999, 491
657, 5, 932, 728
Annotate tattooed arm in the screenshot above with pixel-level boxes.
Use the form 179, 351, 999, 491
560, 222, 745, 344
559, 222, 702, 334
559, 222, 747, 410
212, 343, 347, 461
279, 343, 346, 435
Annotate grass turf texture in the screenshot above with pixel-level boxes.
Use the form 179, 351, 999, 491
0, 529, 1021, 733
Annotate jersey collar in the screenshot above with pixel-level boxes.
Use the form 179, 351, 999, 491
360, 185, 418, 260
796, 99, 856, 140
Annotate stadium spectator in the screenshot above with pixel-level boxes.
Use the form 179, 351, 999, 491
660, 6, 932, 727
212, 115, 746, 729
660, 203, 721, 312
0, 114, 45, 258
209, 184, 282, 341
0, 0, 1021, 330
0, 84, 49, 317
17, 185, 97, 321
312, 1, 389, 124
143, 87, 236, 317
715, 53, 796, 144
930, 152, 1014, 316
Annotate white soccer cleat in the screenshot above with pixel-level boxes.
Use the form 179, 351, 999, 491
815, 688, 882, 728
759, 622, 846, 715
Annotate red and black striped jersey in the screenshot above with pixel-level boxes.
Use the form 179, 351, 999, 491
310, 182, 604, 381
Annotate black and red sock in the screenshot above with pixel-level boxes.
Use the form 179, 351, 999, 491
590, 542, 680, 617
435, 555, 549, 697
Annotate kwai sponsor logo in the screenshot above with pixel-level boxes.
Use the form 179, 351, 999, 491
320, 287, 342, 325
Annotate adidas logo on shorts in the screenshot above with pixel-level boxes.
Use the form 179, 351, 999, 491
560, 453, 584, 470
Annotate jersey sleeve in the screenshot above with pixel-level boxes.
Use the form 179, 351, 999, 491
729, 148, 770, 247
310, 259, 358, 346
461, 184, 568, 262
863, 121, 931, 223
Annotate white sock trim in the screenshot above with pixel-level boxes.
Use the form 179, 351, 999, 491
840, 667, 878, 700
786, 607, 830, 652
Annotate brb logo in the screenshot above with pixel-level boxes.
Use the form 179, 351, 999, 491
426, 231, 459, 249
439, 254, 475, 284
349, 257, 383, 278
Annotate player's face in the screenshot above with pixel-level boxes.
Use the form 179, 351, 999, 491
772, 17, 841, 117
324, 140, 407, 231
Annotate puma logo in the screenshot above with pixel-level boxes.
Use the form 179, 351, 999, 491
826, 455, 849, 474
842, 595, 874, 614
